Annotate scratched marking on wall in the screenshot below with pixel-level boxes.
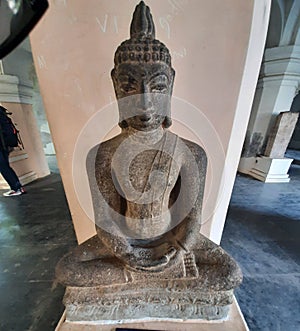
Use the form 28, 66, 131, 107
96, 15, 119, 34
69, 15, 78, 24
95, 2, 188, 37
158, 0, 189, 62
37, 55, 47, 69
74, 78, 82, 93
168, 0, 189, 14
54, 0, 67, 7
159, 0, 189, 39
172, 48, 187, 61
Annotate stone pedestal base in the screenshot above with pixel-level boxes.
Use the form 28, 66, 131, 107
56, 235, 242, 322
55, 297, 249, 331
61, 278, 235, 322
0, 171, 37, 189
248, 156, 293, 183
0, 151, 38, 189
238, 156, 256, 175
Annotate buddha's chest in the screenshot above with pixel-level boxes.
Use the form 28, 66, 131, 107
112, 148, 180, 202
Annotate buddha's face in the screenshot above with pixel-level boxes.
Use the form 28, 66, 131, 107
112, 62, 174, 131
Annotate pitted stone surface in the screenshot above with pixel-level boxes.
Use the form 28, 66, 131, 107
265, 112, 299, 158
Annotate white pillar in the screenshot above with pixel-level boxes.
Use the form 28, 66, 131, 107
239, 45, 300, 175
0, 74, 49, 188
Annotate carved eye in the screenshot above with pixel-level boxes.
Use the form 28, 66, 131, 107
151, 84, 168, 93
120, 84, 136, 93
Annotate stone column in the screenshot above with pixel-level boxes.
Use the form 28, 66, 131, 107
0, 39, 50, 188
264, 112, 299, 158
238, 45, 300, 177
0, 74, 49, 189
248, 111, 298, 183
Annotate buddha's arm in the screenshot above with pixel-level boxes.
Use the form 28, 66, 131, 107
171, 140, 207, 251
87, 144, 132, 258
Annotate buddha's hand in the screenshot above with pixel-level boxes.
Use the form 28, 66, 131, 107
127, 243, 178, 270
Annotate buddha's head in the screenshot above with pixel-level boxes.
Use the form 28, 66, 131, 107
111, 1, 175, 131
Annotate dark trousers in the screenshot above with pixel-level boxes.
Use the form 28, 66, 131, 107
0, 149, 22, 191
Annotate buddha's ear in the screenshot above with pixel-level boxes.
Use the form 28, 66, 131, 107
119, 120, 129, 129
163, 116, 172, 128
111, 68, 116, 84
169, 68, 175, 94
111, 69, 119, 96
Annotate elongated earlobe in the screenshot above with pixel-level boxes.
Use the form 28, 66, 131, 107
163, 116, 172, 128
119, 120, 128, 129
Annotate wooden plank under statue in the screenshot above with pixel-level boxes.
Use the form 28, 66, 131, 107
55, 1, 245, 329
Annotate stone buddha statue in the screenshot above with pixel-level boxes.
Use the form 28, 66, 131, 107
56, 1, 242, 322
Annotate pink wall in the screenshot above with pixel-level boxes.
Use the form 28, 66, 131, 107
30, 0, 270, 243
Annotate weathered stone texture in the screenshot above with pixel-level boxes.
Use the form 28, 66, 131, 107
55, 1, 242, 322
265, 112, 299, 158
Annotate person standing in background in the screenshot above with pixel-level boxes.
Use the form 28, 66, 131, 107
0, 105, 25, 196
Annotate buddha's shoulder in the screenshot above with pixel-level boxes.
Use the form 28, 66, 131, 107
171, 132, 207, 160
88, 134, 124, 156
99, 134, 125, 152
86, 134, 124, 167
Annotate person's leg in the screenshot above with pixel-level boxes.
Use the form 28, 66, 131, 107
0, 149, 22, 191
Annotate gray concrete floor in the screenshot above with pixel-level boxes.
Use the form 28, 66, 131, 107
221, 161, 300, 331
0, 155, 299, 331
0, 157, 77, 331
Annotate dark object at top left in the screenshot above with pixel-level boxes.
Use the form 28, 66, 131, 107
0, 0, 48, 59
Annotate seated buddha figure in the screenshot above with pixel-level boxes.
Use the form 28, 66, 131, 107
56, 1, 242, 321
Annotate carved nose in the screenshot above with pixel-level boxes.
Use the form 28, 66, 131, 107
137, 92, 153, 110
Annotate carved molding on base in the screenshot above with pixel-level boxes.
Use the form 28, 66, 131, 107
239, 156, 294, 182
63, 285, 234, 322
56, 297, 249, 331
0, 171, 37, 189
249, 156, 293, 183
66, 303, 230, 322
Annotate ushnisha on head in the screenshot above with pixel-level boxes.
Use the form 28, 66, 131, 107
111, 1, 175, 130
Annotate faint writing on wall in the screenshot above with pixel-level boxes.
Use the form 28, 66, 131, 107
93, 1, 188, 38
54, 0, 67, 6
159, 0, 189, 39
37, 55, 47, 69
168, 0, 189, 14
96, 15, 118, 34
172, 48, 187, 62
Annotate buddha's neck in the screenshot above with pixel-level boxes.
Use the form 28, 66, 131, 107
124, 126, 165, 145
